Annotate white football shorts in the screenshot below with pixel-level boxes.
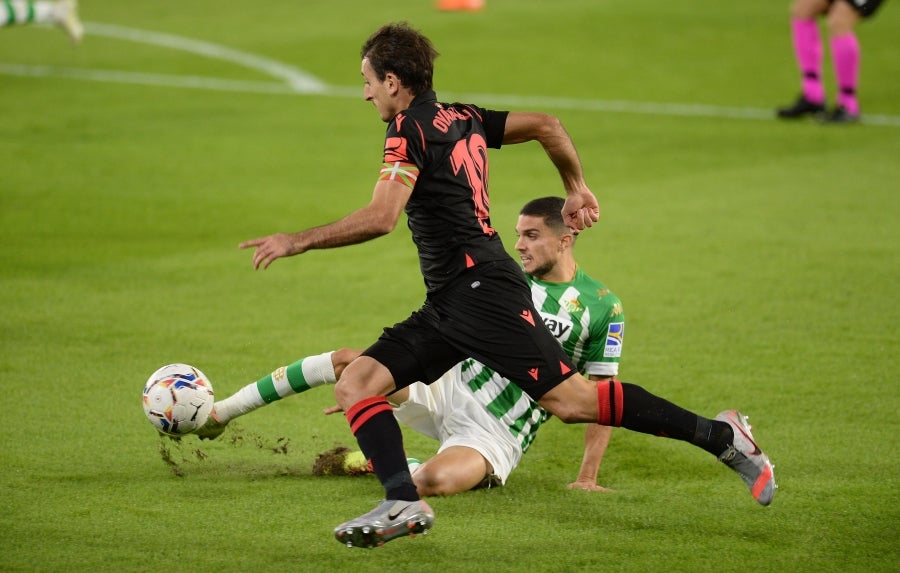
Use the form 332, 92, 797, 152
391, 364, 523, 486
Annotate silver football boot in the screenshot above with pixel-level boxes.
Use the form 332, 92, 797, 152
715, 410, 777, 506
334, 499, 434, 548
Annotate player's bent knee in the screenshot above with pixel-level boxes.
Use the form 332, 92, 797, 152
413, 458, 486, 496
332, 378, 356, 410
331, 347, 362, 379
790, 0, 827, 19
333, 376, 375, 409
413, 466, 455, 496
826, 10, 857, 36
333, 356, 396, 409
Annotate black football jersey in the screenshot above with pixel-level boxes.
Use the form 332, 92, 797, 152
378, 91, 511, 293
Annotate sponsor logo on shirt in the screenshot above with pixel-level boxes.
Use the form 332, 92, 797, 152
604, 322, 625, 358
540, 312, 573, 341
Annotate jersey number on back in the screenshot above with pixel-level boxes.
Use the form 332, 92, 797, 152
450, 134, 494, 236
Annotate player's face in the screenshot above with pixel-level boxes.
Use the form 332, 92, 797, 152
361, 58, 398, 123
514, 214, 564, 279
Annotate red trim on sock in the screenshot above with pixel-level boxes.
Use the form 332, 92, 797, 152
597, 380, 624, 426
345, 396, 383, 421
345, 396, 393, 435
612, 380, 623, 426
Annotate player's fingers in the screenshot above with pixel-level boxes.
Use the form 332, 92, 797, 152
581, 208, 599, 228
261, 248, 283, 270
260, 252, 273, 270
581, 208, 594, 228
252, 249, 267, 270
566, 212, 584, 231
239, 237, 266, 249
575, 209, 588, 230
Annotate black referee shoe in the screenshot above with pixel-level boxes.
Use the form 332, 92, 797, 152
776, 95, 826, 119
819, 105, 860, 124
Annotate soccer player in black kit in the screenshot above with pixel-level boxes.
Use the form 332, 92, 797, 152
240, 22, 777, 548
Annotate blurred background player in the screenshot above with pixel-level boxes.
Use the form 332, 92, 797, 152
197, 196, 627, 495
776, 0, 885, 123
0, 0, 82, 44
436, 0, 484, 11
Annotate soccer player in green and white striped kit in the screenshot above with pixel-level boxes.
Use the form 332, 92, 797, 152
197, 196, 625, 495
0, 0, 82, 44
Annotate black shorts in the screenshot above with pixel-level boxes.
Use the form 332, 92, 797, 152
833, 0, 884, 18
363, 259, 576, 400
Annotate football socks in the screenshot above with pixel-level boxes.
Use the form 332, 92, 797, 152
346, 397, 419, 502
212, 351, 336, 423
600, 380, 733, 456
791, 18, 826, 105
0, 1, 57, 25
831, 33, 861, 115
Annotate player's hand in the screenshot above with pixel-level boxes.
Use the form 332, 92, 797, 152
323, 404, 343, 415
567, 479, 613, 492
562, 188, 600, 232
239, 233, 299, 270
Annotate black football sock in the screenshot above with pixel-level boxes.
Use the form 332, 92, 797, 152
601, 381, 733, 456
346, 396, 419, 501
692, 415, 734, 457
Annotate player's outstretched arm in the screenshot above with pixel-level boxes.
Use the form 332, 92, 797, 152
502, 112, 599, 231
240, 180, 412, 269
561, 374, 614, 491
567, 423, 614, 492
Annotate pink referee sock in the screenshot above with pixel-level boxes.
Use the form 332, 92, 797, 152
791, 18, 825, 104
831, 33, 860, 115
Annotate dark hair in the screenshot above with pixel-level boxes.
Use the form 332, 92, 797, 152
361, 22, 439, 96
519, 196, 572, 236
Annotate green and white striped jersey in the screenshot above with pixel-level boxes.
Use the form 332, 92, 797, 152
457, 266, 625, 452
529, 266, 625, 377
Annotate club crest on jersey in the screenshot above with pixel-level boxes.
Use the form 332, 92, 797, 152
604, 322, 625, 358
540, 312, 573, 341
562, 297, 582, 315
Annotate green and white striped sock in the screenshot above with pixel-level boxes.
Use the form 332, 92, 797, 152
1, 1, 56, 26
213, 351, 336, 423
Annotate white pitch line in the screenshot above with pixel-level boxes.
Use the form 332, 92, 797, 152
5, 63, 899, 128
0, 63, 297, 94
3, 22, 899, 128
84, 22, 328, 93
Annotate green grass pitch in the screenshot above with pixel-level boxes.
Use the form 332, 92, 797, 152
1, 1, 898, 571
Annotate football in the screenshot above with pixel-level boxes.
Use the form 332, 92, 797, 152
142, 363, 215, 436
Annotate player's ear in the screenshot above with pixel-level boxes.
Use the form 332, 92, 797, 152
384, 72, 401, 94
